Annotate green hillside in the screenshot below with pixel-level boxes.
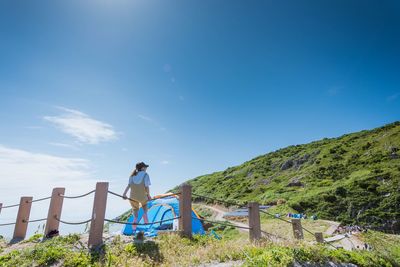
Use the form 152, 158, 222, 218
182, 122, 400, 232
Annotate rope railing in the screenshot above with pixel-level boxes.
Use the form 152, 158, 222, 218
259, 210, 293, 224
3, 195, 52, 208
192, 194, 332, 244
261, 230, 289, 241
195, 216, 252, 230
324, 240, 339, 250
152, 192, 181, 199
27, 196, 52, 203
301, 226, 316, 236
59, 190, 95, 199
1, 196, 52, 210
0, 218, 46, 227
0, 182, 341, 250
192, 193, 329, 243
261, 210, 314, 235
23, 218, 47, 223
54, 216, 92, 226
105, 216, 180, 226
1, 203, 20, 209
107, 190, 181, 203
260, 210, 337, 249
0, 221, 17, 226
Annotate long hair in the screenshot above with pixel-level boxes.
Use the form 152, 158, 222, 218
130, 165, 145, 177
130, 168, 139, 177
131, 162, 148, 177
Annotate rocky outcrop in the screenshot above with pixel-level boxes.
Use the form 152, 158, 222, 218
389, 146, 398, 159
287, 177, 304, 187
281, 159, 294, 170
251, 178, 272, 189
280, 153, 315, 171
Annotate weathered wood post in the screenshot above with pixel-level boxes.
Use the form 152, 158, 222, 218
0, 203, 2, 214
88, 182, 109, 248
291, 218, 304, 239
44, 188, 65, 237
13, 196, 33, 241
248, 202, 261, 242
315, 232, 324, 243
179, 183, 192, 238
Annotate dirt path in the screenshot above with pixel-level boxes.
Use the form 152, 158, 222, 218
202, 205, 250, 232
315, 220, 366, 251
200, 204, 367, 251
164, 202, 367, 252
321, 220, 341, 235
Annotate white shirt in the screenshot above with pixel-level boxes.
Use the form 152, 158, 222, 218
128, 171, 151, 187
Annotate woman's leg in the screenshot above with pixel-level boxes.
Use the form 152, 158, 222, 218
142, 203, 149, 224
132, 209, 139, 232
129, 200, 140, 232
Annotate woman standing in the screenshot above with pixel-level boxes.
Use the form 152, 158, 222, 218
122, 162, 152, 233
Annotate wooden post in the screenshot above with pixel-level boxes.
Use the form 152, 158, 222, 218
88, 182, 109, 248
44, 188, 65, 237
0, 203, 2, 214
291, 218, 304, 240
248, 202, 261, 242
315, 232, 324, 243
179, 183, 192, 238
13, 197, 33, 241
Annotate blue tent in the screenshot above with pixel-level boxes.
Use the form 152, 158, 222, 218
122, 194, 205, 236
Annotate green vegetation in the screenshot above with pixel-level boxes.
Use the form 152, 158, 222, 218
258, 215, 332, 242
0, 234, 82, 267
0, 233, 397, 266
0, 236, 5, 254
193, 204, 214, 218
244, 244, 393, 267
21, 234, 43, 244
178, 121, 400, 232
360, 230, 400, 264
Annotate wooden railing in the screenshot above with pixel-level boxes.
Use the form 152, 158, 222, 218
0, 182, 328, 248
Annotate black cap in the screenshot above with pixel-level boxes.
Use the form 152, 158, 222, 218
136, 162, 149, 169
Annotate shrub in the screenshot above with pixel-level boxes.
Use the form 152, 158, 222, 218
335, 186, 347, 197
277, 199, 286, 205
31, 243, 67, 266
244, 246, 294, 267
63, 252, 92, 267
22, 233, 43, 243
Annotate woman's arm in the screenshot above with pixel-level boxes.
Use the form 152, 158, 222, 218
122, 184, 130, 199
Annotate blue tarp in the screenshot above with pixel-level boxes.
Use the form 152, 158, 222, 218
223, 206, 271, 218
122, 195, 205, 236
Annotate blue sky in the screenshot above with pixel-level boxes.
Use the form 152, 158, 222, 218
0, 1, 399, 235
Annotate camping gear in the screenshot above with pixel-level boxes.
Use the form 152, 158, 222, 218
122, 194, 205, 237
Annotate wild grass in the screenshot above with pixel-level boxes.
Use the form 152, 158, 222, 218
259, 215, 333, 242
360, 230, 400, 264
0, 233, 396, 267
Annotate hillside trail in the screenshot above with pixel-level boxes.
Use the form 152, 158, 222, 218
317, 220, 365, 250
201, 204, 340, 236
321, 219, 340, 235
199, 204, 366, 251
202, 204, 249, 232
340, 234, 365, 250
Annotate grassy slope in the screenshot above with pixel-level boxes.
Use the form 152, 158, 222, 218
2, 198, 399, 266
180, 122, 400, 231
360, 230, 400, 264
0, 233, 397, 267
